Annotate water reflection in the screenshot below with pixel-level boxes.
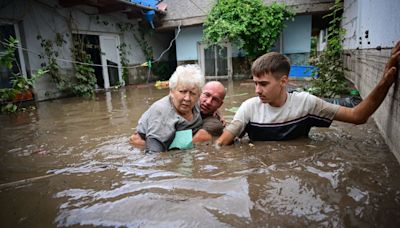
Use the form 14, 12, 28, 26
55, 176, 252, 227
1, 81, 400, 227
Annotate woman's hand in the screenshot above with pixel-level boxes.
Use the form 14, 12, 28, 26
129, 133, 145, 149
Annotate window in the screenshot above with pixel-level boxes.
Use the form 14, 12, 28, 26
198, 43, 232, 79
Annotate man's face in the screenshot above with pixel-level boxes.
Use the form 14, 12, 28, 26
170, 84, 200, 116
200, 83, 225, 115
253, 73, 287, 106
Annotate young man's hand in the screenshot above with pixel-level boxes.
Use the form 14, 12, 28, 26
382, 41, 400, 86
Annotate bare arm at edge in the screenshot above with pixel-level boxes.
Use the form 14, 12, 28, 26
334, 41, 400, 124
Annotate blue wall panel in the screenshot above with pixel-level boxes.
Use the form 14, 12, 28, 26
175, 26, 203, 61
283, 15, 312, 54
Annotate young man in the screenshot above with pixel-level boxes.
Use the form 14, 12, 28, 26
129, 81, 226, 147
216, 41, 400, 146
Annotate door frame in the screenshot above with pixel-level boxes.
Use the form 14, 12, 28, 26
0, 22, 27, 78
72, 31, 123, 89
99, 34, 123, 89
198, 42, 232, 80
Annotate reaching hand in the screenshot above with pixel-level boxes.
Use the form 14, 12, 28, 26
383, 41, 400, 85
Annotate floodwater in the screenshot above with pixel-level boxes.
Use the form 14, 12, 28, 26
1, 80, 400, 228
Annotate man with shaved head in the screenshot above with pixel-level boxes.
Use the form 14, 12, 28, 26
193, 81, 226, 142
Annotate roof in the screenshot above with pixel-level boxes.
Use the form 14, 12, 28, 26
59, 0, 167, 19
157, 0, 335, 30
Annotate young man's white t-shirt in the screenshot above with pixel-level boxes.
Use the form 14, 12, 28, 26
225, 92, 340, 141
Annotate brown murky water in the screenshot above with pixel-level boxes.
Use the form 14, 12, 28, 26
1, 80, 400, 227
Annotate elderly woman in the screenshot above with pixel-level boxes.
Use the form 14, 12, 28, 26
134, 64, 205, 153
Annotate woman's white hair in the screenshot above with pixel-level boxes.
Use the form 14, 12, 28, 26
169, 64, 205, 91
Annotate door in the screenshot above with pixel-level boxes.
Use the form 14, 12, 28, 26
99, 35, 123, 88
0, 23, 27, 88
72, 34, 103, 88
198, 43, 232, 80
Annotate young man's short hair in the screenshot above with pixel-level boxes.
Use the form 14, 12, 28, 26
251, 52, 291, 79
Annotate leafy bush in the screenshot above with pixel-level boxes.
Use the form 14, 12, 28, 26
203, 0, 294, 58
0, 37, 47, 112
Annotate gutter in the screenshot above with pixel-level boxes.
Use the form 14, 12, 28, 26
115, 0, 166, 15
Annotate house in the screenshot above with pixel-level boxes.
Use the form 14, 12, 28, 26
0, 0, 171, 101
2, 0, 399, 162
157, 0, 336, 79
1, 0, 336, 100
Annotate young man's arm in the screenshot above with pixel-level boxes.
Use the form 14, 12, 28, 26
215, 129, 235, 146
334, 41, 400, 124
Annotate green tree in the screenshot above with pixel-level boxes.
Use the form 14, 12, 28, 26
203, 0, 294, 58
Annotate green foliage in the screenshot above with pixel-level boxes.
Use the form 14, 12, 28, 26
11, 68, 47, 91
308, 0, 348, 98
203, 0, 294, 58
152, 62, 170, 81
0, 36, 17, 69
310, 36, 318, 60
116, 22, 135, 33
117, 22, 157, 82
71, 39, 97, 97
36, 33, 71, 93
118, 42, 129, 83
0, 37, 47, 112
133, 26, 154, 61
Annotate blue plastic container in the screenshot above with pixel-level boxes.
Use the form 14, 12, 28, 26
289, 65, 317, 78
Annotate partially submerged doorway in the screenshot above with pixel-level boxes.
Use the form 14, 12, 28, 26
72, 34, 103, 88
72, 33, 122, 89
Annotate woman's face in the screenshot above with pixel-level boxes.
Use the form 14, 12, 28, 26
170, 84, 200, 116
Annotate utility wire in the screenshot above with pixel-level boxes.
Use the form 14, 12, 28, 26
0, 21, 182, 71
153, 20, 182, 63
0, 39, 142, 69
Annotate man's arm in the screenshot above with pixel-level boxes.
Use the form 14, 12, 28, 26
193, 115, 225, 143
215, 129, 235, 146
192, 129, 213, 143
334, 41, 400, 124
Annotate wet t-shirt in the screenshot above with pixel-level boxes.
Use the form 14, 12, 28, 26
225, 92, 340, 141
201, 115, 224, 137
136, 95, 202, 152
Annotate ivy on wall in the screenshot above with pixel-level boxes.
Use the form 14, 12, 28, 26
0, 37, 47, 112
37, 33, 66, 89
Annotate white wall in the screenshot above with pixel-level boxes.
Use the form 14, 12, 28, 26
342, 0, 400, 163
0, 0, 173, 100
175, 26, 203, 61
342, 0, 400, 49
